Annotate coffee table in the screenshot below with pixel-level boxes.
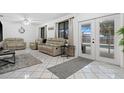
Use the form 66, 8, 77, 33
0, 50, 16, 64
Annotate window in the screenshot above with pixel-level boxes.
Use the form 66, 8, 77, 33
58, 21, 69, 39
41, 27, 45, 39
99, 20, 114, 58
81, 24, 91, 54
0, 22, 3, 42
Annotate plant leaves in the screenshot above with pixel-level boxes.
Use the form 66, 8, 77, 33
119, 39, 124, 45
117, 27, 124, 35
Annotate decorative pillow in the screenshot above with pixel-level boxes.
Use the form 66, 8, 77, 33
43, 39, 47, 43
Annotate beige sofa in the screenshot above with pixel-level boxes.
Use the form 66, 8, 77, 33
38, 38, 65, 56
29, 38, 43, 50
3, 38, 26, 50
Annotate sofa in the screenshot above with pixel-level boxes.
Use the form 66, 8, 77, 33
3, 38, 26, 50
38, 38, 65, 56
29, 38, 43, 50
29, 42, 37, 50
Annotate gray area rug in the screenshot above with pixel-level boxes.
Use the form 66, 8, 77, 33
0, 54, 42, 74
48, 57, 93, 79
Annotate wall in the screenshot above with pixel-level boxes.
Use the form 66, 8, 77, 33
46, 22, 56, 39
120, 14, 124, 67
38, 22, 55, 39
2, 22, 39, 47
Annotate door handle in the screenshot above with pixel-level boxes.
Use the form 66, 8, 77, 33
92, 38, 95, 43
92, 41, 95, 43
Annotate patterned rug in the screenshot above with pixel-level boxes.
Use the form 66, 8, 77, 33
48, 57, 93, 79
0, 54, 42, 74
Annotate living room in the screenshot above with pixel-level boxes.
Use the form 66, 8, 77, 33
0, 13, 124, 79
1, 0, 124, 93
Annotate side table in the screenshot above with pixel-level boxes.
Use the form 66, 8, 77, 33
61, 45, 75, 58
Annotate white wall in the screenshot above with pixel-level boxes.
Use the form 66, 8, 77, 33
2, 22, 39, 47
120, 14, 124, 67
38, 22, 55, 39
46, 22, 55, 38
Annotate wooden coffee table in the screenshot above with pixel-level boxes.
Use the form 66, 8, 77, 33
0, 50, 16, 64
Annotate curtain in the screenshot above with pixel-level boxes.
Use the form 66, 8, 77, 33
55, 23, 58, 38
0, 21, 3, 42
68, 17, 74, 45
44, 25, 47, 39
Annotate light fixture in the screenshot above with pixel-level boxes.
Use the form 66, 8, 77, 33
23, 18, 31, 25
19, 27, 25, 33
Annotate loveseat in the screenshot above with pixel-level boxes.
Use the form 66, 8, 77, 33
3, 38, 26, 50
38, 38, 65, 56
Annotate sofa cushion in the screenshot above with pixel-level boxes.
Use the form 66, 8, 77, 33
16, 43, 25, 46
46, 38, 65, 46
16, 38, 24, 41
4, 38, 16, 42
45, 46, 53, 49
7, 43, 16, 47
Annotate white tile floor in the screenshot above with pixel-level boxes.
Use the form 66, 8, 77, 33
0, 48, 124, 79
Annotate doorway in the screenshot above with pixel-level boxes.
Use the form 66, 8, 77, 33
78, 14, 120, 65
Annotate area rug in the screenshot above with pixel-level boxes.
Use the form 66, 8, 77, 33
0, 54, 42, 74
47, 57, 93, 79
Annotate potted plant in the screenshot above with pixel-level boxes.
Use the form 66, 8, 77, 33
117, 27, 124, 52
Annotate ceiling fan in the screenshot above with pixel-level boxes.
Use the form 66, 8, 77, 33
0, 14, 42, 25
23, 18, 31, 25
13, 17, 42, 25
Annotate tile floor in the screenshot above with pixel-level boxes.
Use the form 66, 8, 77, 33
0, 48, 124, 79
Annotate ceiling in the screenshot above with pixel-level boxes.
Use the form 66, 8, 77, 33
0, 13, 70, 25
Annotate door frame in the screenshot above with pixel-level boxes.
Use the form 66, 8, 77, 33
78, 20, 96, 60
95, 14, 120, 65
78, 14, 120, 65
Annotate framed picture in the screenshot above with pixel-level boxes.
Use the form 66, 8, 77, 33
48, 27, 54, 30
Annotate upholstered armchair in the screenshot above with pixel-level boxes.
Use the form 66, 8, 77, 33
30, 38, 43, 50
